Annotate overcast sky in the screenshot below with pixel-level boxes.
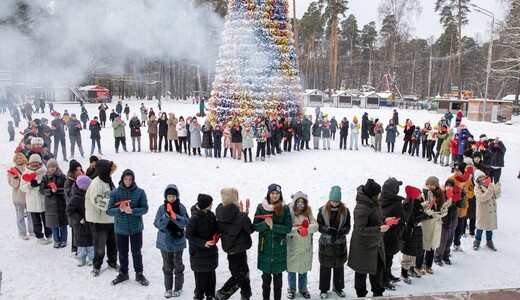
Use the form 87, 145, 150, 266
289, 0, 506, 42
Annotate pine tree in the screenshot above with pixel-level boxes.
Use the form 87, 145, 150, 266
208, 0, 303, 125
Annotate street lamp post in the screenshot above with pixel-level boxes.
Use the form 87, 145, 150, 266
471, 3, 494, 121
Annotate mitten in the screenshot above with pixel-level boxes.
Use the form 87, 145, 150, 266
30, 179, 39, 187
166, 203, 177, 220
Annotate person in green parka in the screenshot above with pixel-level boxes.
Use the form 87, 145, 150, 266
253, 183, 292, 300
439, 129, 453, 167
301, 115, 312, 150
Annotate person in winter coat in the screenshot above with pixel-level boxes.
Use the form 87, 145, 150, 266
148, 115, 158, 152
223, 122, 233, 158
311, 118, 322, 150
361, 113, 369, 146
420, 122, 431, 159
51, 112, 68, 162
255, 117, 268, 161
140, 103, 148, 126
449, 134, 460, 166
201, 119, 214, 158
455, 110, 463, 127
20, 154, 52, 244
85, 159, 118, 277
301, 115, 312, 150
39, 158, 68, 248
473, 170, 501, 251
213, 124, 223, 158
215, 188, 254, 300
230, 120, 243, 160
116, 101, 123, 116
154, 184, 189, 298
380, 177, 406, 290
189, 117, 202, 156
107, 169, 149, 286
109, 109, 118, 123
253, 184, 292, 300
402, 120, 415, 155
148, 107, 156, 120
392, 109, 399, 127
317, 186, 350, 299
282, 119, 293, 152
329, 116, 338, 141
186, 194, 219, 300
39, 117, 52, 150
158, 112, 169, 152
129, 114, 142, 152
89, 116, 102, 155
487, 137, 506, 183
348, 179, 387, 298
373, 121, 384, 152
453, 168, 474, 252
66, 175, 94, 266
287, 191, 318, 299
293, 118, 303, 151
167, 113, 179, 152
414, 176, 449, 275
80, 107, 90, 129
385, 119, 398, 153
242, 120, 254, 162
400, 186, 430, 284
339, 117, 349, 150
98, 103, 108, 128
439, 129, 453, 166
7, 153, 34, 239
350, 116, 360, 150
176, 116, 188, 154
124, 104, 130, 120
411, 126, 421, 157
321, 119, 331, 150
368, 118, 376, 148
67, 114, 85, 158
112, 115, 127, 153
434, 126, 448, 164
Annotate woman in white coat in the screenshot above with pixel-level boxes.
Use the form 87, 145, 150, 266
19, 154, 52, 244
7, 153, 33, 239
473, 170, 501, 251
286, 191, 318, 299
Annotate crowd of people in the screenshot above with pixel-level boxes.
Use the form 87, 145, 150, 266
6, 100, 507, 300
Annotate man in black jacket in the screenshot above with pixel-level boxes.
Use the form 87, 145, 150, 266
51, 112, 68, 162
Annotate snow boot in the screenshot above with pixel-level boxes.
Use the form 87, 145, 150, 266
332, 289, 346, 297
382, 282, 396, 291
473, 240, 481, 251
486, 240, 497, 251
135, 272, 149, 286
111, 272, 129, 285
410, 267, 423, 277
401, 267, 412, 284
389, 273, 401, 283
107, 261, 119, 271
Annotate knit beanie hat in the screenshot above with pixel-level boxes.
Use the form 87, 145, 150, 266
382, 177, 403, 195
29, 153, 42, 164
479, 134, 488, 141
221, 187, 239, 206
329, 186, 342, 202
363, 179, 381, 198
473, 170, 486, 183
165, 188, 178, 197
31, 137, 44, 146
473, 151, 482, 159
46, 158, 59, 169
197, 193, 213, 210
76, 175, 92, 190
425, 176, 440, 188
454, 162, 467, 173
292, 191, 308, 202
68, 159, 82, 174
89, 155, 100, 163
267, 183, 282, 201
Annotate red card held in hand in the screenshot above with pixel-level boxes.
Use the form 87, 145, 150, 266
115, 200, 132, 206
255, 214, 273, 219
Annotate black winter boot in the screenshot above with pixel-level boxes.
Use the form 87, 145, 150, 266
111, 272, 129, 285
135, 272, 149, 286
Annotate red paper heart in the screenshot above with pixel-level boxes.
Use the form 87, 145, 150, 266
7, 167, 18, 176
405, 185, 421, 199
21, 172, 37, 182
301, 219, 309, 228
298, 227, 308, 237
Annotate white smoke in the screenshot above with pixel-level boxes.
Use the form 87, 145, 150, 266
0, 0, 224, 83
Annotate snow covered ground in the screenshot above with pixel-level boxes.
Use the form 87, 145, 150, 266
1, 99, 519, 299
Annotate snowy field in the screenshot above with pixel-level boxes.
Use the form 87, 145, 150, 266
1, 99, 519, 299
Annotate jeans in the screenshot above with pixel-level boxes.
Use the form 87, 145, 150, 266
374, 134, 382, 151
476, 229, 493, 241
293, 137, 301, 150
77, 246, 94, 263
434, 227, 455, 261
489, 168, 502, 183
53, 136, 67, 160
213, 144, 221, 158
312, 136, 320, 149
92, 223, 117, 270
31, 212, 52, 239
131, 136, 141, 151
116, 232, 143, 274
14, 203, 33, 236
350, 132, 358, 149
158, 135, 168, 151
322, 138, 330, 150
90, 138, 101, 154
416, 249, 435, 268
161, 250, 185, 291
204, 148, 212, 157
287, 272, 308, 293
52, 225, 68, 243
114, 136, 127, 151
454, 217, 467, 246
256, 142, 266, 158
69, 135, 84, 157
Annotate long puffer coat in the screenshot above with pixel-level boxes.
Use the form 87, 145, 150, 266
66, 184, 93, 247
189, 122, 202, 148
253, 199, 292, 274
185, 204, 218, 272
40, 170, 68, 227
381, 191, 407, 255
317, 205, 350, 269
286, 197, 319, 273
154, 184, 189, 252
347, 187, 385, 275
401, 198, 430, 256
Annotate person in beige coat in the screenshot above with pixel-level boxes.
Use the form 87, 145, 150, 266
167, 113, 179, 152
414, 176, 449, 275
7, 153, 33, 239
19, 154, 52, 244
286, 191, 318, 299
473, 170, 501, 251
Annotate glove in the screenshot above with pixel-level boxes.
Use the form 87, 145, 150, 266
30, 179, 39, 187
166, 203, 177, 220
327, 227, 337, 235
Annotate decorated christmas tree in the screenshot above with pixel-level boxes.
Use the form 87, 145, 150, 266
208, 0, 303, 125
